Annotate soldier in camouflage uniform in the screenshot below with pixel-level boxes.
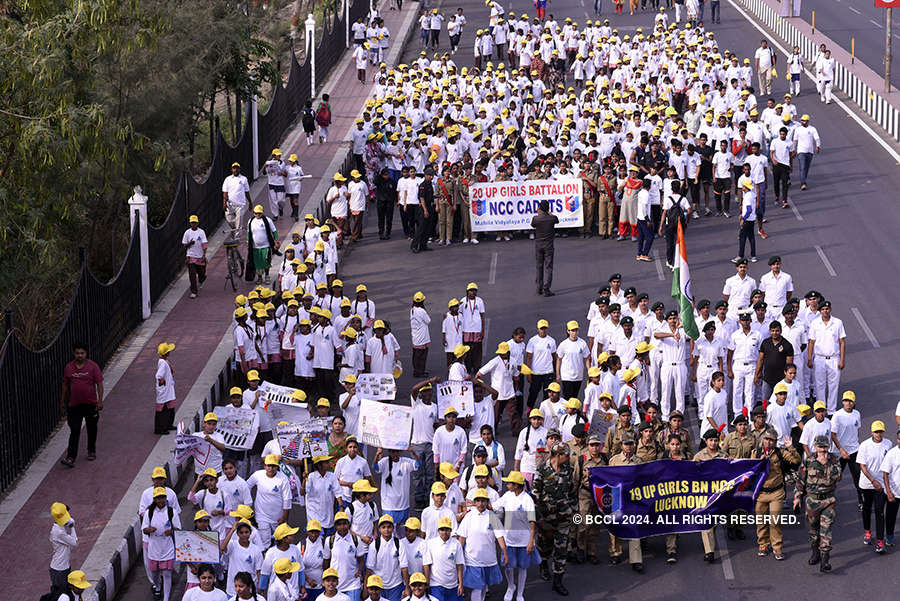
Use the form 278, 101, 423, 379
794, 435, 842, 572
604, 405, 634, 458
535, 428, 562, 471
533, 442, 578, 596
722, 414, 756, 540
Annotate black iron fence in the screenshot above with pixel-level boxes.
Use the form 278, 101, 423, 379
0, 0, 364, 493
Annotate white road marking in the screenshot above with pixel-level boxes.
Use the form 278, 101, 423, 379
489, 251, 498, 285
484, 317, 491, 343
849, 6, 861, 14
727, 0, 900, 164
715, 528, 736, 580
814, 245, 837, 276
652, 248, 665, 280
790, 203, 804, 221
851, 307, 881, 348
871, 19, 884, 28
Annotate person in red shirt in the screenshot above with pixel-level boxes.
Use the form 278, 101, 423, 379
60, 343, 104, 466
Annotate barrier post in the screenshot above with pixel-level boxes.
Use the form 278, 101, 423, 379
887, 8, 893, 94
306, 14, 317, 97
128, 187, 151, 320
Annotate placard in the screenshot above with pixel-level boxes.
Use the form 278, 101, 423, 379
469, 178, 583, 231
175, 433, 212, 470
213, 405, 259, 450
356, 373, 397, 401
260, 380, 312, 424
588, 409, 617, 447
174, 530, 221, 564
275, 418, 331, 460
436, 380, 475, 417
358, 399, 413, 450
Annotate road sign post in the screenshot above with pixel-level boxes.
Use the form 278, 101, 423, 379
888, 8, 893, 93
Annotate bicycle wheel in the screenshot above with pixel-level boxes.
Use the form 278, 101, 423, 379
236, 251, 245, 277
227, 250, 239, 291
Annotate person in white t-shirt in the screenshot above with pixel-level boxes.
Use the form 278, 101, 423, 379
857, 421, 894, 550
410, 292, 432, 377
754, 40, 775, 95
222, 162, 252, 236
348, 169, 369, 242
372, 447, 420, 527
766, 383, 801, 446
524, 320, 558, 410
182, 215, 208, 298
830, 392, 863, 508
423, 518, 464, 597
142, 487, 182, 601
457, 490, 508, 601
555, 321, 590, 399
154, 342, 177, 434
495, 471, 538, 601
247, 454, 293, 543
879, 429, 900, 546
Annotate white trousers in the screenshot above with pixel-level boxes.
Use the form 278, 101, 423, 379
268, 186, 285, 217
660, 363, 687, 420
732, 364, 755, 414
695, 365, 717, 416
224, 203, 246, 236
649, 352, 664, 404
814, 356, 841, 413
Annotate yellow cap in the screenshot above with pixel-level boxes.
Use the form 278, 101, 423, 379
67, 571, 92, 590
439, 462, 459, 479
151, 466, 167, 479
797, 404, 812, 416
813, 400, 827, 411
410, 572, 428, 585
496, 341, 510, 354
529, 408, 544, 419
157, 342, 175, 355
234, 307, 249, 319
201, 467, 218, 479
431, 482, 448, 495
588, 366, 602, 378
405, 517, 421, 530
413, 291, 426, 302
872, 420, 886, 433
312, 455, 332, 464
444, 406, 459, 416
373, 319, 386, 329
448, 298, 461, 308
842, 390, 856, 402
203, 412, 218, 422
378, 514, 395, 525
153, 486, 167, 497
51, 502, 71, 526
342, 373, 358, 384
537, 318, 549, 329
564, 398, 582, 410
473, 488, 490, 500
274, 557, 302, 575
307, 519, 322, 531
453, 344, 470, 358
519, 364, 534, 376
229, 504, 254, 519
188, 214, 199, 223
546, 382, 561, 393
323, 567, 340, 580
253, 204, 264, 213
194, 509, 211, 521
773, 382, 789, 394
437, 516, 454, 529
317, 397, 330, 408
264, 453, 280, 465
291, 389, 307, 402
367, 575, 384, 589
502, 471, 526, 485
334, 511, 350, 523
229, 386, 242, 396
566, 320, 579, 330
473, 464, 490, 477
635, 342, 654, 354
352, 479, 377, 493
273, 523, 300, 540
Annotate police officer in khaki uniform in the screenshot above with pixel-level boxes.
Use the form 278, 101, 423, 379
752, 430, 800, 559
694, 429, 729, 562
794, 434, 842, 572
605, 405, 634, 458
607, 433, 644, 572
580, 160, 601, 237
636, 422, 663, 462
722, 414, 756, 540
655, 410, 694, 458
576, 435, 608, 564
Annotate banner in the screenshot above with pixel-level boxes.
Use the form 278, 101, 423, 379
175, 434, 212, 470
261, 381, 312, 424
174, 530, 220, 564
212, 405, 259, 450
358, 399, 413, 450
588, 409, 616, 448
436, 380, 475, 417
275, 418, 331, 460
588, 459, 770, 538
469, 178, 584, 232
356, 373, 397, 401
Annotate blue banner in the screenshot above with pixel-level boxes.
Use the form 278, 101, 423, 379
587, 459, 770, 539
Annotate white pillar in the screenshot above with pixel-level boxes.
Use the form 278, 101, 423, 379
128, 186, 151, 320
251, 95, 259, 178
306, 13, 317, 97
344, 0, 350, 48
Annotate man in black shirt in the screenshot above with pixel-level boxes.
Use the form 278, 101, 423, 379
412, 166, 435, 253
531, 200, 559, 297
696, 133, 715, 216
755, 321, 795, 401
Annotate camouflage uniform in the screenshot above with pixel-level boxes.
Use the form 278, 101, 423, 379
533, 460, 578, 575
795, 453, 841, 551
752, 443, 801, 554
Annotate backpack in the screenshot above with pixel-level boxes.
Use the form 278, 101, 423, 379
328, 532, 360, 551
665, 195, 687, 230
147, 504, 175, 537
302, 107, 316, 130
374, 535, 401, 555
316, 102, 332, 126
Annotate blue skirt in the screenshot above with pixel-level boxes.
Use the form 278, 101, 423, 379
382, 583, 405, 601
431, 585, 463, 601
384, 508, 410, 526
506, 545, 542, 569
306, 587, 324, 601
462, 564, 503, 590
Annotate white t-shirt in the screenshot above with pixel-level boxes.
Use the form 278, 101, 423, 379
374, 456, 418, 511
432, 425, 468, 466
857, 437, 894, 490
525, 334, 557, 374
556, 337, 589, 381
224, 539, 263, 595
323, 531, 366, 592
766, 402, 800, 445
250, 216, 276, 248
701, 388, 728, 435
799, 418, 833, 452
305, 471, 341, 528
755, 46, 774, 70
478, 355, 515, 400
410, 306, 432, 346
830, 409, 861, 454
183, 586, 228, 601
365, 536, 407, 589
424, 536, 465, 587
222, 174, 251, 205
183, 228, 208, 259
461, 297, 486, 333
247, 470, 292, 523
421, 505, 457, 540
401, 536, 427, 576
457, 508, 500, 567
881, 446, 900, 494
494, 490, 536, 547
141, 503, 182, 561
155, 358, 175, 404
334, 454, 373, 502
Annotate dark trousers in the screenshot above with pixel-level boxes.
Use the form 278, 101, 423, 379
562, 380, 582, 400
464, 340, 483, 374
840, 452, 864, 502
887, 499, 900, 537
50, 568, 70, 598
412, 347, 428, 377
377, 199, 394, 237
188, 262, 207, 295
862, 489, 887, 540
773, 163, 791, 200
535, 244, 554, 292
711, 1, 720, 22
665, 226, 677, 265
637, 219, 654, 256
399, 205, 413, 238
66, 403, 99, 459
738, 219, 756, 257
714, 178, 731, 213
412, 205, 429, 251
314, 368, 335, 401
527, 372, 555, 409
651, 205, 662, 231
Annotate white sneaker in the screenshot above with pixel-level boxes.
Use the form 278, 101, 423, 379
529, 233, 535, 240
462, 238, 469, 244
503, 589, 515, 601
445, 240, 452, 246
496, 234, 502, 241
471, 238, 480, 244
438, 240, 445, 246
504, 234, 512, 241
190, 293, 197, 299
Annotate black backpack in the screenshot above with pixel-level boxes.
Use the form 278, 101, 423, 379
374, 535, 401, 555
665, 195, 687, 230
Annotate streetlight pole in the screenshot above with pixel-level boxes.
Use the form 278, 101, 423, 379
887, 7, 893, 93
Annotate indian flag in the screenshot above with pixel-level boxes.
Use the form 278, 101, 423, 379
671, 220, 700, 340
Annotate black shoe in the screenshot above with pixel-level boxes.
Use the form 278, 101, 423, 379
539, 561, 551, 581
537, 287, 544, 295
589, 554, 600, 565
575, 549, 586, 564
727, 527, 735, 540
808, 545, 821, 565
632, 562, 644, 573
667, 552, 677, 564
704, 552, 715, 563
543, 289, 556, 297
735, 529, 746, 540
820, 550, 831, 572
551, 574, 569, 596
609, 554, 624, 565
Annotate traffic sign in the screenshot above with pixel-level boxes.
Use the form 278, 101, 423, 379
876, 1, 897, 8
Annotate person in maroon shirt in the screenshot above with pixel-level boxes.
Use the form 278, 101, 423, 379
60, 343, 104, 466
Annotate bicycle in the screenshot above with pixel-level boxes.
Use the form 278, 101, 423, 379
223, 227, 245, 291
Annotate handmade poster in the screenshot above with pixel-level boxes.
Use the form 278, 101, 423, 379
174, 434, 212, 470
259, 380, 300, 405
588, 459, 770, 539
260, 380, 312, 424
212, 405, 259, 450
279, 462, 304, 505
469, 178, 583, 231
174, 530, 220, 564
588, 409, 617, 446
275, 418, 331, 460
358, 399, 413, 450
436, 380, 475, 417
356, 373, 397, 401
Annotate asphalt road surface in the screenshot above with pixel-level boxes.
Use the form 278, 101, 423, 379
116, 1, 900, 599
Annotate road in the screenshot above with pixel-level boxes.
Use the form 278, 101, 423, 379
117, 1, 900, 599
794, 0, 893, 85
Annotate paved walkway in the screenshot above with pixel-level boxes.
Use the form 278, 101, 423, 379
0, 2, 417, 599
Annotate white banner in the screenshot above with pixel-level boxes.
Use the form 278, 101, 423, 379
358, 399, 413, 450
174, 530, 221, 564
213, 405, 259, 450
469, 178, 584, 232
275, 419, 331, 460
260, 380, 312, 424
356, 373, 397, 401
436, 380, 475, 418
174, 434, 212, 469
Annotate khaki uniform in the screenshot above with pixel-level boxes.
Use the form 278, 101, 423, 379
605, 422, 634, 458
635, 437, 663, 463
750, 423, 778, 451
693, 448, 729, 554
581, 165, 600, 234
455, 175, 474, 241
596, 174, 617, 236
752, 445, 800, 553
435, 176, 455, 242
607, 452, 642, 563
722, 432, 756, 459
656, 426, 694, 458
577, 454, 608, 556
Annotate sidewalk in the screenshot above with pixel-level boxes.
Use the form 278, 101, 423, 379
0, 2, 419, 600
